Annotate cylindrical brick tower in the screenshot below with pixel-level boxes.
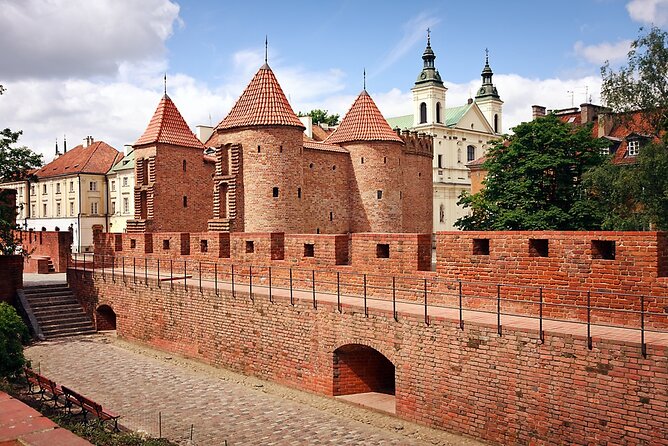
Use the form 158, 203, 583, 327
213, 63, 305, 233
326, 90, 405, 233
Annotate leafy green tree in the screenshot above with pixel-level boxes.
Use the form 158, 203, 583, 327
601, 27, 668, 135
298, 109, 340, 126
0, 85, 42, 254
455, 114, 607, 230
0, 302, 29, 378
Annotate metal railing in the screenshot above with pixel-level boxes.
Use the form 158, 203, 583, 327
68, 253, 668, 358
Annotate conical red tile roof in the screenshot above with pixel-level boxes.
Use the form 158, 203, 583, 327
134, 94, 205, 149
216, 64, 304, 130
325, 90, 403, 145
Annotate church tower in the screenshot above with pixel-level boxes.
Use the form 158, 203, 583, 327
474, 51, 503, 134
411, 31, 447, 128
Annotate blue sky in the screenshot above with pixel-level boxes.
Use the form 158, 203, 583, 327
0, 0, 666, 159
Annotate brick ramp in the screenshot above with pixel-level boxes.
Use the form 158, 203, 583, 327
23, 284, 95, 339
0, 392, 92, 445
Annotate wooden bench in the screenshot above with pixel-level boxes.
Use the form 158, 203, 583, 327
24, 367, 64, 407
62, 385, 120, 431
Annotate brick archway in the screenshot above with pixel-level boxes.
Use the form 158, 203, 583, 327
333, 344, 395, 396
95, 304, 116, 331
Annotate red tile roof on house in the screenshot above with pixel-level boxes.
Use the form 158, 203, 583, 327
311, 124, 335, 142
34, 141, 122, 179
325, 90, 403, 145
216, 64, 304, 131
302, 135, 349, 153
134, 94, 205, 149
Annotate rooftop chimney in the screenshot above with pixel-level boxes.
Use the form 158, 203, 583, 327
532, 105, 546, 120
299, 116, 313, 138
82, 135, 94, 148
195, 125, 214, 143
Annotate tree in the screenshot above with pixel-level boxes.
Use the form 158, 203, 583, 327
601, 27, 668, 135
455, 114, 608, 230
0, 302, 29, 378
298, 109, 340, 126
0, 85, 43, 254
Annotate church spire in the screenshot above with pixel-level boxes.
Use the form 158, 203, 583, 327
414, 29, 443, 86
476, 48, 500, 100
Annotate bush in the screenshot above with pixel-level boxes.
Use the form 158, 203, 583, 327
0, 302, 29, 378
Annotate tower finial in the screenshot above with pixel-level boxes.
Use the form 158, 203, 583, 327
427, 27, 431, 45
363, 68, 366, 90
265, 35, 268, 64
164, 73, 167, 95
485, 48, 489, 65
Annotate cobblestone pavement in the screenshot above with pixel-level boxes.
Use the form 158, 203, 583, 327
25, 334, 485, 446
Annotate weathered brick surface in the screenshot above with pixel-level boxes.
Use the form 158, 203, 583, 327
351, 233, 431, 273
68, 270, 668, 446
0, 255, 23, 303
18, 230, 72, 272
284, 234, 349, 266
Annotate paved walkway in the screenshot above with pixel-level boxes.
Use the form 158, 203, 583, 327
25, 335, 484, 446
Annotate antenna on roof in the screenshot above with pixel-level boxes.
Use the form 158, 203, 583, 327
265, 35, 268, 64
164, 73, 167, 95
567, 90, 574, 107
363, 68, 366, 90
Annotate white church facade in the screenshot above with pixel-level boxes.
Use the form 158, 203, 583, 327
387, 35, 503, 231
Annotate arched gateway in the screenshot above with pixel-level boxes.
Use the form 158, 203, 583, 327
95, 305, 117, 331
333, 344, 395, 396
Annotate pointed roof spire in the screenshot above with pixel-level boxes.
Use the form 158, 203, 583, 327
215, 64, 304, 130
325, 90, 403, 145
265, 35, 268, 64
164, 73, 167, 95
134, 95, 205, 149
363, 68, 366, 90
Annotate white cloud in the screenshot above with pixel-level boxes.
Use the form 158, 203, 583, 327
627, 0, 668, 25
0, 0, 180, 79
573, 40, 632, 64
372, 12, 440, 77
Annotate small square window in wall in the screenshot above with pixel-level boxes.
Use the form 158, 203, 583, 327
130, 239, 137, 249
200, 239, 208, 253
376, 244, 390, 258
304, 243, 315, 257
591, 240, 615, 260
273, 187, 279, 198
529, 239, 549, 257
472, 238, 490, 255
162, 239, 170, 250
245, 240, 254, 253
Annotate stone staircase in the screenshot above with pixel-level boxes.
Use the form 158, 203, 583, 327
23, 284, 96, 339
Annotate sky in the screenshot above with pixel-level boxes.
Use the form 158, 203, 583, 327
1, 0, 667, 162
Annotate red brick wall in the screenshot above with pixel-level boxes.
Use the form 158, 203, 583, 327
18, 230, 72, 273
0, 255, 23, 303
333, 344, 395, 395
229, 232, 284, 263
68, 270, 668, 446
216, 126, 305, 233
351, 233, 431, 273
401, 152, 433, 233
284, 234, 348, 266
302, 148, 351, 234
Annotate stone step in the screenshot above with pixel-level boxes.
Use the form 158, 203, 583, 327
35, 313, 90, 325
27, 297, 78, 307
22, 284, 95, 340
24, 284, 70, 292
24, 289, 74, 298
32, 304, 84, 316
44, 327, 97, 338
40, 319, 94, 330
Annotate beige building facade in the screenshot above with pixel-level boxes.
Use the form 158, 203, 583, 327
107, 147, 135, 233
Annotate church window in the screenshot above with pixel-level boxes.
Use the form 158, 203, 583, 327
494, 114, 499, 133
467, 145, 476, 162
436, 102, 442, 123
273, 187, 279, 197
419, 102, 427, 124
437, 154, 443, 168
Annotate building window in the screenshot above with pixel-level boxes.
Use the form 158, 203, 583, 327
56, 183, 61, 194
122, 176, 128, 187
600, 146, 610, 156
272, 187, 279, 198
303, 243, 315, 257
377, 190, 383, 199
494, 114, 499, 133
529, 239, 549, 257
31, 185, 35, 195
111, 201, 116, 214
69, 181, 74, 192
89, 181, 97, 191
200, 240, 208, 252
123, 197, 129, 214
183, 196, 188, 207
110, 180, 116, 192
436, 102, 442, 123
457, 148, 462, 164
43, 203, 47, 217
592, 240, 615, 260
376, 244, 390, 258
130, 239, 137, 249
419, 102, 427, 124
467, 145, 476, 162
91, 202, 98, 215
43, 184, 47, 194
245, 240, 254, 253
473, 239, 490, 255
163, 239, 170, 250
56, 203, 61, 216
628, 140, 640, 156
69, 202, 74, 216
31, 205, 36, 217
437, 154, 443, 168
